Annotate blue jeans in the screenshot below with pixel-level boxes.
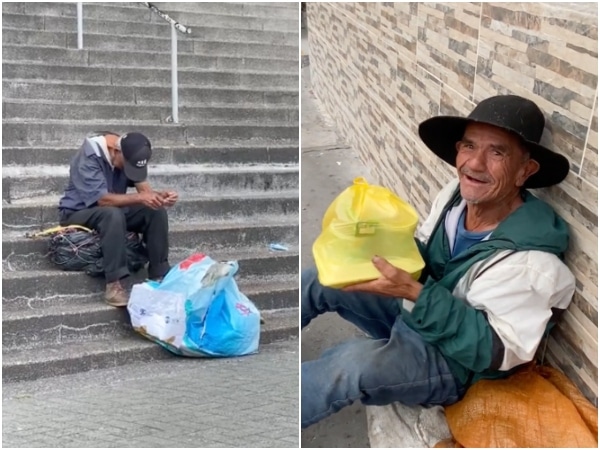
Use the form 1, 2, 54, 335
301, 268, 464, 428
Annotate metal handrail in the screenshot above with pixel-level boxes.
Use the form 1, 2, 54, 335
77, 2, 83, 49
75, 2, 192, 124
141, 2, 192, 34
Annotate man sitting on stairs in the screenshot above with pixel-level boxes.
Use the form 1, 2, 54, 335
57, 131, 179, 307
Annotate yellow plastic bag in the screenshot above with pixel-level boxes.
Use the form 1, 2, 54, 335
313, 177, 425, 288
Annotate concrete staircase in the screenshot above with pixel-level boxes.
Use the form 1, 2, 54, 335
2, 2, 299, 383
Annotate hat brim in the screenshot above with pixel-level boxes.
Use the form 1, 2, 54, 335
123, 159, 148, 183
418, 116, 570, 189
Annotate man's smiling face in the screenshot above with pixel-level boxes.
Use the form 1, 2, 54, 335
455, 122, 540, 205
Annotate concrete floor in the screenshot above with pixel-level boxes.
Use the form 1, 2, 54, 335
300, 25, 373, 448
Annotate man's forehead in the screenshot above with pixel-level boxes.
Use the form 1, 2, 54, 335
462, 122, 518, 143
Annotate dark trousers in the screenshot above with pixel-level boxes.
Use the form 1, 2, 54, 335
60, 205, 170, 282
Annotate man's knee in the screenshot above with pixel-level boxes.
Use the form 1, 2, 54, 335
301, 267, 323, 327
301, 267, 319, 293
301, 267, 322, 307
148, 206, 168, 224
98, 206, 126, 227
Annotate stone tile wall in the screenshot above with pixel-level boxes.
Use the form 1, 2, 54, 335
307, 2, 598, 403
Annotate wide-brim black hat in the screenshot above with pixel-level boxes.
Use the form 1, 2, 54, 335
418, 95, 570, 189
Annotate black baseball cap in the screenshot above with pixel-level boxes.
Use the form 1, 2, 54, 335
120, 132, 152, 182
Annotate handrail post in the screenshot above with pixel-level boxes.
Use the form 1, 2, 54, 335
171, 23, 179, 124
77, 2, 83, 49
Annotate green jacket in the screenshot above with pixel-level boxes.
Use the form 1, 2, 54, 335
402, 182, 573, 386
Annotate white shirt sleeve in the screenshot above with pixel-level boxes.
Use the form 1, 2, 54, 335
461, 250, 575, 371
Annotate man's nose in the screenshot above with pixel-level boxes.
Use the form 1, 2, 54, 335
465, 148, 488, 170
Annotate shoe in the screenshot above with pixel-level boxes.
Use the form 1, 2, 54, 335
146, 276, 164, 283
105, 281, 128, 307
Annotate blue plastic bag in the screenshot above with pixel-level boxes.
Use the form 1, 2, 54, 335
128, 253, 261, 357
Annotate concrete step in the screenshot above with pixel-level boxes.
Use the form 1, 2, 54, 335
2, 248, 299, 309
3, 99, 299, 124
250, 2, 299, 8
3, 80, 298, 106
2, 2, 154, 24
3, 277, 298, 350
3, 29, 298, 60
147, 8, 299, 33
190, 40, 297, 61
2, 144, 299, 166
3, 28, 298, 59
3, 14, 298, 45
2, 190, 299, 231
150, 2, 299, 20
2, 2, 299, 29
3, 219, 299, 272
2, 120, 299, 147
2, 307, 299, 383
2, 271, 297, 314
2, 163, 299, 203
2, 44, 299, 72
2, 63, 298, 89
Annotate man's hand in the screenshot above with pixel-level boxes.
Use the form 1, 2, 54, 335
139, 191, 165, 209
343, 256, 423, 301
160, 190, 179, 207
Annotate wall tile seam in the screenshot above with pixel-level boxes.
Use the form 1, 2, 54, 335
545, 371, 597, 409
551, 334, 598, 378
415, 1, 423, 90
576, 174, 599, 191
567, 275, 598, 297
555, 208, 597, 238
333, 5, 381, 43
578, 87, 599, 178
472, 1, 484, 102
545, 346, 598, 395
377, 33, 418, 68
564, 306, 599, 339
328, 6, 356, 29
571, 294, 599, 319
361, 85, 416, 142
562, 309, 598, 346
435, 75, 477, 112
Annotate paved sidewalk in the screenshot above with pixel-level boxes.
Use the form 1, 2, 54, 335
300, 25, 371, 448
3, 339, 299, 448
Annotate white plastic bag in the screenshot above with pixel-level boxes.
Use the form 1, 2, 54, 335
128, 282, 187, 348
127, 253, 261, 357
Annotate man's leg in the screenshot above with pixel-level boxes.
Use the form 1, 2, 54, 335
124, 205, 170, 280
301, 318, 462, 428
61, 207, 129, 283
301, 267, 402, 338
61, 207, 130, 307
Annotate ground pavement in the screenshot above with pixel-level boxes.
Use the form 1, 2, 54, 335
300, 25, 371, 448
3, 339, 299, 448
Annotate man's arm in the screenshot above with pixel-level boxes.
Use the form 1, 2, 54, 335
345, 257, 500, 373
348, 253, 575, 374
98, 181, 177, 209
97, 192, 161, 208
135, 181, 179, 207
135, 181, 154, 194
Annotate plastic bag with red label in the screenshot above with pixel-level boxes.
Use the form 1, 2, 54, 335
127, 253, 261, 357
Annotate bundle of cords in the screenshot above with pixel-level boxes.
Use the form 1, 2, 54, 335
48, 227, 103, 273
28, 225, 147, 277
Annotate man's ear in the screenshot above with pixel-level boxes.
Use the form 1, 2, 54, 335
516, 158, 540, 187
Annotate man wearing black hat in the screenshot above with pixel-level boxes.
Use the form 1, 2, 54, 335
300, 95, 576, 428
58, 131, 178, 307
